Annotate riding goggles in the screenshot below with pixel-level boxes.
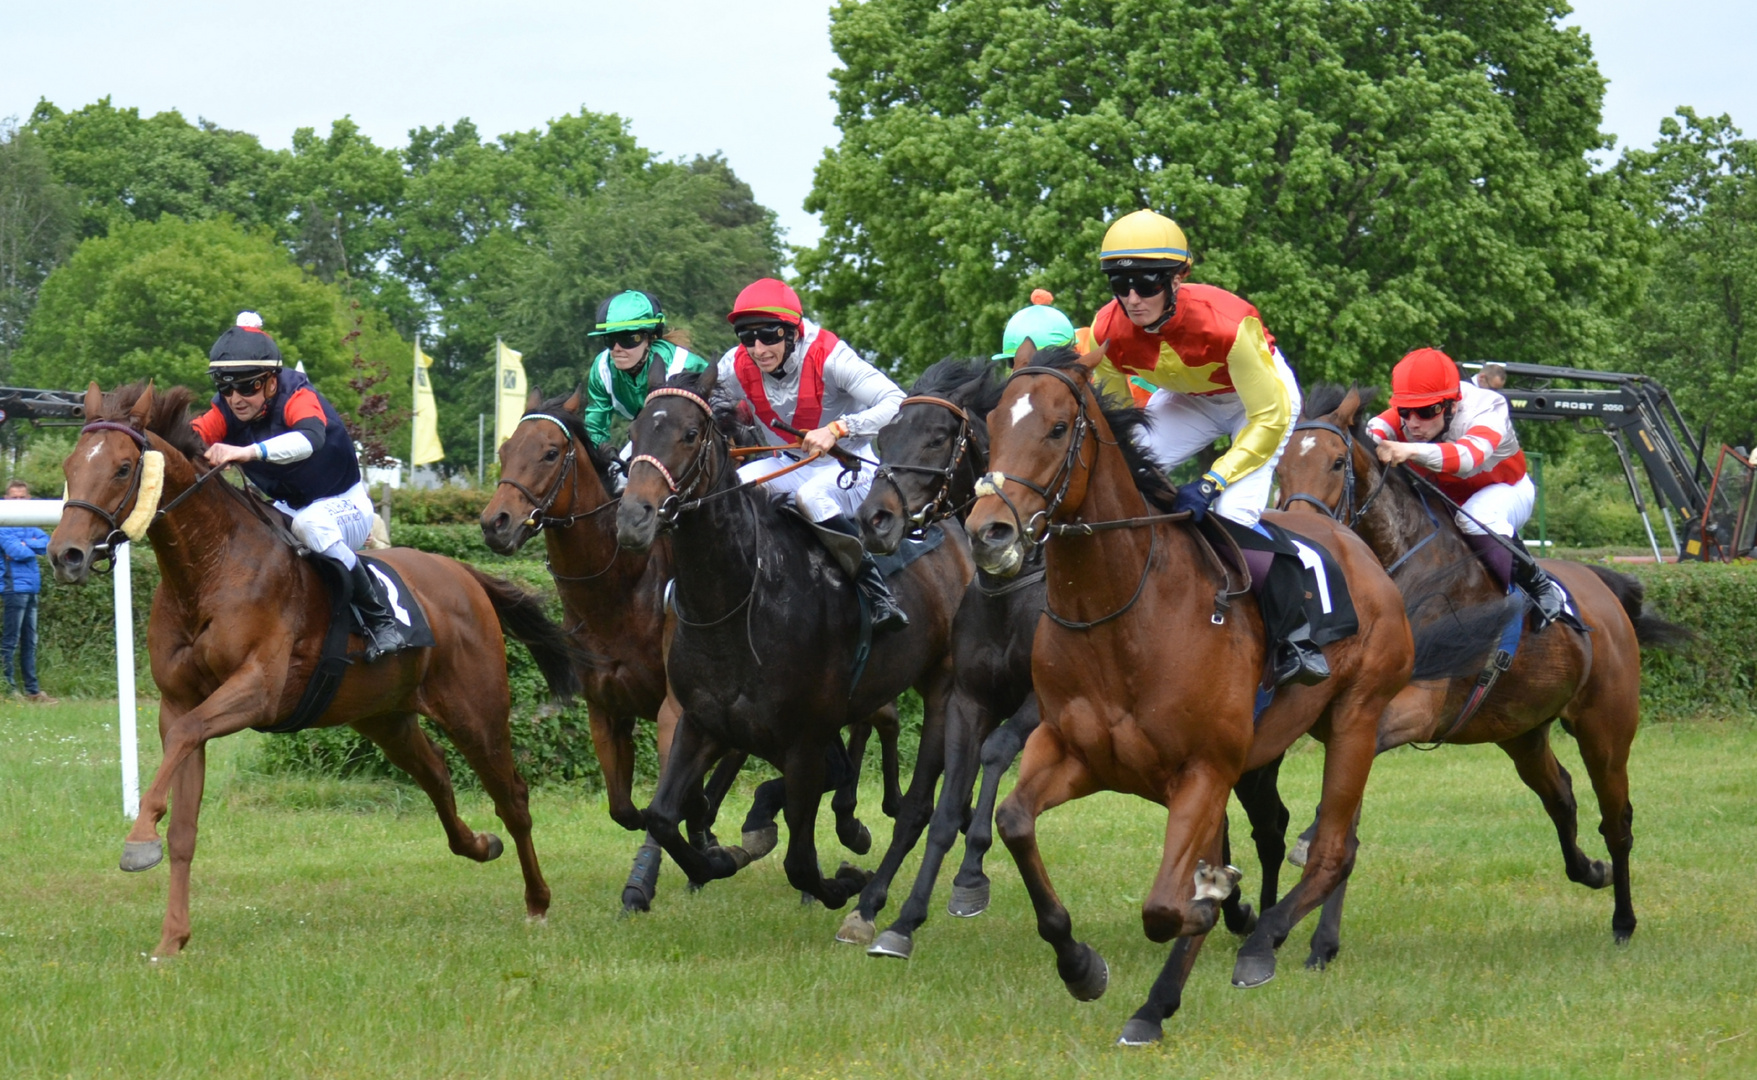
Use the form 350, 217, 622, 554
736, 323, 790, 349
1105, 269, 1173, 299
1397, 401, 1451, 421
606, 331, 650, 351
213, 374, 272, 398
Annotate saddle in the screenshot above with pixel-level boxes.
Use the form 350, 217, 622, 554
1214, 518, 1360, 648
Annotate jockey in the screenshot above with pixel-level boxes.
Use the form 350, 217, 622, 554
715, 278, 910, 630
191, 312, 404, 660
1369, 348, 1566, 624
1088, 209, 1325, 686
583, 290, 710, 448
994, 289, 1077, 361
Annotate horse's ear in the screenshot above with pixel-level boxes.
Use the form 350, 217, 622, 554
562, 386, 583, 415
1336, 386, 1363, 425
1012, 338, 1037, 372
83, 381, 103, 422
525, 387, 543, 412
1075, 339, 1108, 372
694, 360, 718, 399
129, 381, 155, 429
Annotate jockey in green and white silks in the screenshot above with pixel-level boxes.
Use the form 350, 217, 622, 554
582, 290, 710, 447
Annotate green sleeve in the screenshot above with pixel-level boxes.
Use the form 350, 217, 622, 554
680, 346, 709, 373
583, 352, 615, 446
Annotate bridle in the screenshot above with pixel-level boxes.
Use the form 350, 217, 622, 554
873, 395, 976, 533
972, 367, 1096, 548
495, 413, 624, 533
1280, 419, 1389, 528
626, 387, 726, 527
62, 421, 223, 574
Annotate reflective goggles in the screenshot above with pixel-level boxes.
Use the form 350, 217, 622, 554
605, 331, 651, 351
736, 323, 790, 349
1397, 401, 1450, 421
1105, 269, 1173, 299
213, 374, 271, 398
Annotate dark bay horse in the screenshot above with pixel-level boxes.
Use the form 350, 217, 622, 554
1276, 385, 1688, 947
853, 358, 1292, 960
50, 382, 579, 957
965, 344, 1415, 1044
615, 366, 972, 912
481, 388, 899, 911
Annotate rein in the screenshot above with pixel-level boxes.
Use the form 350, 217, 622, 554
64, 421, 230, 574
1280, 419, 1389, 528
495, 412, 623, 533
873, 395, 976, 532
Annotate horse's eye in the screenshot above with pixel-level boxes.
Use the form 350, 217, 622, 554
1332, 457, 1346, 472
1049, 421, 1068, 439
685, 427, 700, 443
926, 434, 946, 448
544, 447, 559, 461
116, 461, 131, 479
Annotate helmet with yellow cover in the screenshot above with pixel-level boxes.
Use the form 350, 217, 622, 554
1099, 209, 1191, 272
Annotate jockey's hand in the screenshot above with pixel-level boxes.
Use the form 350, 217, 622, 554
1376, 440, 1420, 467
800, 424, 843, 456
1172, 473, 1224, 521
204, 442, 260, 468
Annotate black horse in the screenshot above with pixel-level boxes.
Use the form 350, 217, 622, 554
615, 365, 972, 909
849, 358, 1293, 959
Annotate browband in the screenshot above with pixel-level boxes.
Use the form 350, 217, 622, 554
80, 421, 150, 450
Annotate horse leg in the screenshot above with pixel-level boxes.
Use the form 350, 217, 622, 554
1140, 762, 1238, 944
1569, 705, 1640, 942
587, 700, 643, 832
873, 701, 903, 818
868, 690, 991, 958
1120, 826, 1229, 1046
951, 693, 1040, 917
783, 739, 871, 909
643, 716, 740, 890
702, 751, 748, 826
429, 702, 552, 920
996, 725, 1105, 1000
1225, 754, 1289, 935
357, 713, 500, 862
623, 695, 683, 913
1499, 723, 1610, 890
841, 672, 952, 943
153, 745, 207, 958
1306, 871, 1350, 970
737, 775, 789, 862
833, 723, 874, 855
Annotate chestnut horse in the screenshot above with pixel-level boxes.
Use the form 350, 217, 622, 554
965, 344, 1414, 1044
1276, 385, 1688, 948
50, 382, 579, 957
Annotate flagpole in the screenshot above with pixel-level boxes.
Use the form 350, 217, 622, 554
412, 332, 420, 483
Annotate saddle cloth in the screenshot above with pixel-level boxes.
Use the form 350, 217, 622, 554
1218, 518, 1360, 648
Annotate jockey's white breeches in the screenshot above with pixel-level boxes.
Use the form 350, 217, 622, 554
1454, 475, 1536, 537
279, 480, 375, 569
736, 454, 872, 523
1136, 348, 1302, 529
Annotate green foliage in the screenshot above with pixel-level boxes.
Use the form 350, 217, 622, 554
1538, 443, 1651, 549
0, 123, 76, 363
1615, 109, 1757, 447
1626, 563, 1757, 721
386, 484, 496, 525
12, 215, 409, 412
803, 0, 1643, 381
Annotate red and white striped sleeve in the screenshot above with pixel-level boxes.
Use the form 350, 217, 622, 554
1435, 422, 1504, 475
1366, 407, 1401, 443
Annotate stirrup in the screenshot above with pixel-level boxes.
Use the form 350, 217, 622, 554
1273, 640, 1330, 687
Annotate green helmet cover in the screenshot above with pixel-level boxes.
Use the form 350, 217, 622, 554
591, 290, 665, 335
994, 303, 1076, 360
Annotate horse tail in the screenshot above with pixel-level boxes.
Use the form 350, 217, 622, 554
462, 564, 583, 704
1407, 592, 1525, 681
1580, 564, 1696, 650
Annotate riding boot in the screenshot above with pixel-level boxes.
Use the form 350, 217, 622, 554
820, 515, 909, 631
1273, 621, 1331, 688
347, 558, 405, 662
1463, 531, 1515, 591
1509, 535, 1567, 628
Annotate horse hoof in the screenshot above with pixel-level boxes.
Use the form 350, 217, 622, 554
836, 911, 876, 945
741, 825, 778, 861
1117, 1017, 1162, 1046
1305, 947, 1336, 971
1065, 945, 1109, 1002
1287, 837, 1309, 868
948, 880, 990, 918
120, 839, 163, 873
526, 913, 549, 926
837, 820, 873, 856
1224, 901, 1258, 936
1232, 949, 1277, 989
1583, 859, 1612, 890
801, 891, 820, 907
620, 888, 651, 915
482, 834, 504, 861
867, 929, 913, 959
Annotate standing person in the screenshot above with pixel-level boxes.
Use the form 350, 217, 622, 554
715, 278, 910, 629
582, 290, 710, 448
191, 312, 407, 660
1086, 209, 1325, 685
1, 479, 56, 703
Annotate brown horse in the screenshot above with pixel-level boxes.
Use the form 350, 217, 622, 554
1277, 384, 1684, 946
964, 344, 1415, 1044
49, 382, 579, 958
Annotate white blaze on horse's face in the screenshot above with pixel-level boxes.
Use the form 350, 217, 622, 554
1009, 394, 1034, 427
1299, 435, 1317, 457
85, 441, 103, 463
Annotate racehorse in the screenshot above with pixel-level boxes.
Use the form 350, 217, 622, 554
49, 382, 580, 958
481, 388, 900, 911
1276, 384, 1689, 948
965, 343, 1416, 1044
851, 358, 1293, 960
615, 366, 972, 912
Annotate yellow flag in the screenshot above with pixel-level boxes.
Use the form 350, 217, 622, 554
493, 339, 527, 449
411, 342, 444, 466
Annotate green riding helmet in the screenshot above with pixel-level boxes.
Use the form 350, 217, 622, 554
590, 290, 666, 336
993, 289, 1076, 360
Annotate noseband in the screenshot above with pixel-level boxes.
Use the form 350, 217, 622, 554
627, 387, 724, 526
973, 366, 1093, 548
873, 395, 975, 532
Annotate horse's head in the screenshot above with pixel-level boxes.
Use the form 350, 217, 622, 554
860, 359, 1001, 555
966, 340, 1102, 576
1276, 384, 1380, 523
51, 381, 166, 584
616, 364, 723, 553
482, 387, 599, 554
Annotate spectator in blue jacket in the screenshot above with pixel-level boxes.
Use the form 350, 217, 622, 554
2, 479, 56, 703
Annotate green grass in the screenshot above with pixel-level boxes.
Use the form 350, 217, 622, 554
2, 701, 1754, 1079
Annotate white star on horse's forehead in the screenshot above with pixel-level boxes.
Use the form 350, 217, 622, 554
1009, 395, 1034, 425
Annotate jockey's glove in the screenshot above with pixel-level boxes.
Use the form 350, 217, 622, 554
1172, 472, 1226, 521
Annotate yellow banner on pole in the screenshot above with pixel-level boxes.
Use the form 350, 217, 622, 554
493, 338, 527, 450
411, 340, 444, 467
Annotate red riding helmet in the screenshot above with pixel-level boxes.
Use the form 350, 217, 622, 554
727, 278, 804, 328
1389, 347, 1463, 409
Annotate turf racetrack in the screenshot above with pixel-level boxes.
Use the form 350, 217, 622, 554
3, 700, 1753, 1078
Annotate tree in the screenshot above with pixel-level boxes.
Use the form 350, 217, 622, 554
13, 215, 409, 419
0, 122, 76, 364
1616, 109, 1757, 447
801, 0, 1643, 382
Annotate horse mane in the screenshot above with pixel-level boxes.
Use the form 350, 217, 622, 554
909, 358, 1006, 418
1301, 382, 1380, 438
101, 382, 207, 460
1025, 345, 1177, 512
529, 389, 620, 483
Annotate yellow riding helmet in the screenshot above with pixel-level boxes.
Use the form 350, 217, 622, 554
1099, 209, 1191, 270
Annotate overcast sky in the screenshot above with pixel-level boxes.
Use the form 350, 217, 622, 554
4, 0, 1753, 252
